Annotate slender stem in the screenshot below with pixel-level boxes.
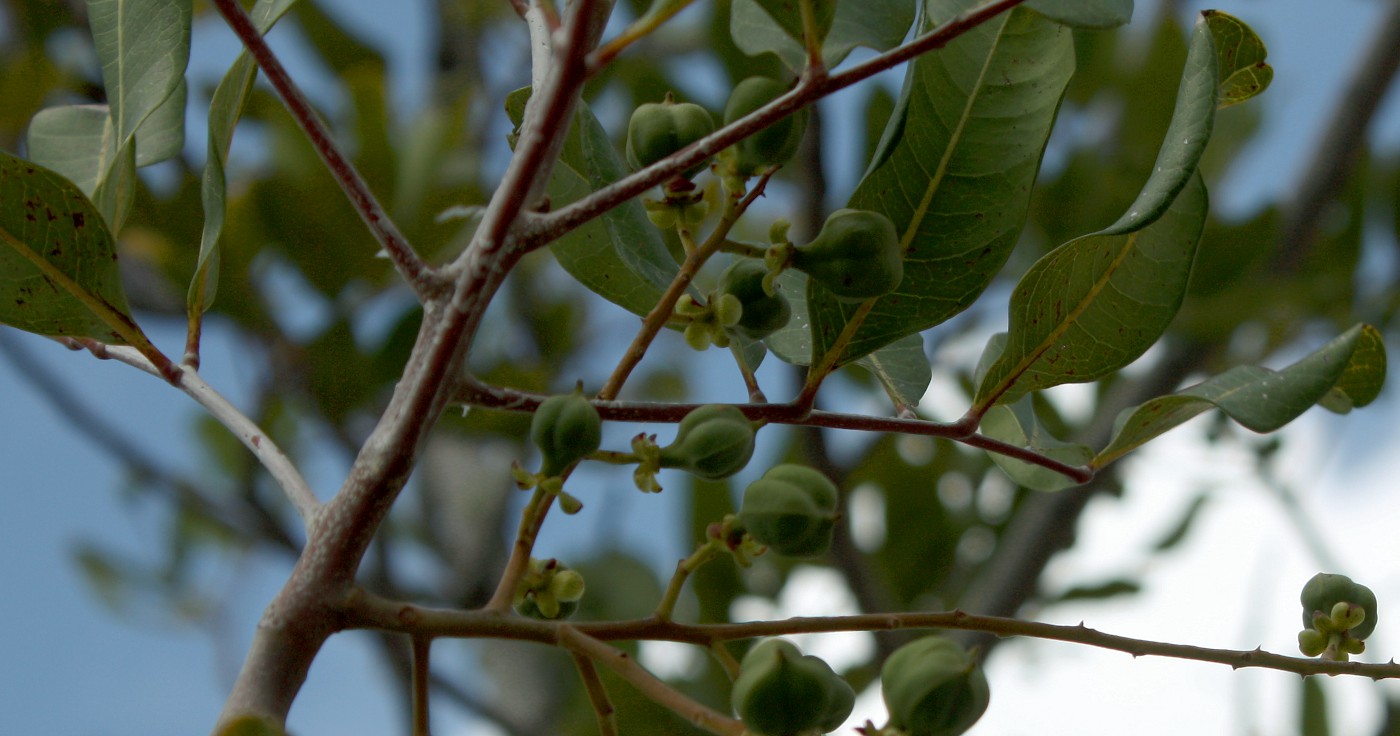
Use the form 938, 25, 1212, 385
798, 0, 825, 71
63, 340, 321, 522
597, 175, 774, 401
655, 542, 722, 621
208, 0, 438, 299
456, 379, 1094, 483
411, 637, 432, 736
345, 591, 1400, 681
557, 626, 746, 736
485, 488, 557, 611
181, 369, 322, 521
794, 298, 878, 411
588, 0, 702, 71
571, 651, 620, 736
709, 641, 742, 681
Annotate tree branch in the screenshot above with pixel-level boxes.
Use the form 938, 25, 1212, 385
209, 0, 439, 300
343, 590, 1400, 681
520, 0, 1031, 248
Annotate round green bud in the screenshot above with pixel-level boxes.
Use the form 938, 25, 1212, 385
626, 95, 716, 178
530, 390, 603, 477
731, 639, 851, 736
717, 259, 791, 339
1301, 573, 1378, 640
513, 559, 585, 620
738, 464, 839, 557
792, 208, 904, 302
881, 636, 990, 736
658, 404, 756, 480
1297, 628, 1328, 657
723, 76, 808, 176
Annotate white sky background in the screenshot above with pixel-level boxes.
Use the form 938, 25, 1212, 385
3, 0, 1400, 734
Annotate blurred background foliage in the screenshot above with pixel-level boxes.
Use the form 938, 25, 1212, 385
2, 0, 1399, 733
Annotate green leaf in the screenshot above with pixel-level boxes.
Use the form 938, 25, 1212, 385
508, 88, 677, 316
89, 0, 191, 142
0, 152, 145, 344
730, 0, 914, 71
855, 333, 932, 409
86, 0, 192, 229
1024, 0, 1132, 29
135, 78, 187, 166
972, 173, 1208, 410
190, 0, 298, 314
1093, 324, 1387, 469
24, 105, 116, 195
751, 0, 837, 45
1202, 10, 1271, 108
981, 396, 1092, 492
809, 3, 1074, 367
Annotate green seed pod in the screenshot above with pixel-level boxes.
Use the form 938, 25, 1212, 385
626, 95, 716, 177
723, 76, 808, 176
530, 390, 603, 477
1301, 573, 1378, 639
738, 464, 839, 557
881, 636, 990, 736
792, 209, 904, 302
659, 404, 756, 480
717, 259, 791, 339
731, 639, 849, 736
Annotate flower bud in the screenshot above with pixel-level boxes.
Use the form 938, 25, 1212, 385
792, 209, 904, 302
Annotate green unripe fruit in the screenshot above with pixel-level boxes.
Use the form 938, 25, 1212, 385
792, 208, 904, 302
659, 404, 756, 480
738, 464, 839, 557
881, 636, 990, 736
1301, 573, 1378, 639
531, 391, 602, 477
724, 76, 808, 175
626, 95, 716, 177
731, 639, 851, 736
717, 260, 791, 339
818, 668, 857, 732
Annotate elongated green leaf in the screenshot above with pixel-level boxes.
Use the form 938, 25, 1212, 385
1093, 324, 1386, 469
89, 0, 192, 144
24, 105, 115, 195
1024, 0, 1132, 29
855, 333, 932, 409
807, 3, 1074, 367
972, 13, 1258, 410
973, 173, 1208, 409
190, 0, 299, 314
731, 0, 914, 70
1203, 10, 1272, 107
135, 78, 186, 166
86, 0, 192, 231
90, 138, 137, 234
0, 152, 143, 343
1101, 19, 1217, 236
